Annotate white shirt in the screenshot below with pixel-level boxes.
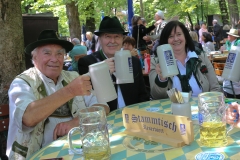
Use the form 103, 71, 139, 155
172, 51, 202, 97
7, 69, 99, 155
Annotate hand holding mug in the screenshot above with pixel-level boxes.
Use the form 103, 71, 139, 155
104, 58, 115, 74
67, 74, 92, 96
156, 64, 167, 81
226, 102, 240, 128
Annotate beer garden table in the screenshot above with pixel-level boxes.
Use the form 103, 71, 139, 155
28, 98, 240, 160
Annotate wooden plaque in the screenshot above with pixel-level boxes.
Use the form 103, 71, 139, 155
122, 108, 194, 147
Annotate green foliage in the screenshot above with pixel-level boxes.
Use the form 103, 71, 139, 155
20, 0, 227, 36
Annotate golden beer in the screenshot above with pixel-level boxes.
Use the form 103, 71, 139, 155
84, 146, 111, 160
200, 122, 227, 147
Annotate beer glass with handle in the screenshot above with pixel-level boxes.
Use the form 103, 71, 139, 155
68, 106, 111, 160
198, 92, 233, 147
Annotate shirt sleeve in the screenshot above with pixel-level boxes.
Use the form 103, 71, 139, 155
8, 78, 35, 133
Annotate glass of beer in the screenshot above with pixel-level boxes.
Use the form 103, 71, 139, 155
68, 106, 111, 160
198, 92, 233, 147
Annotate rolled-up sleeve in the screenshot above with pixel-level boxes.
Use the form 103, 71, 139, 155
9, 78, 35, 133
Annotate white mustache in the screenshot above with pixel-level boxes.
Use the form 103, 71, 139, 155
107, 43, 118, 47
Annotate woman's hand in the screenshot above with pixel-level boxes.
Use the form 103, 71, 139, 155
156, 64, 167, 81
226, 102, 240, 128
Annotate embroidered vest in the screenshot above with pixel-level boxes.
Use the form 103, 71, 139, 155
9, 67, 86, 159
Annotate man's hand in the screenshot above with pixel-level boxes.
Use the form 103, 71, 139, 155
104, 58, 115, 74
66, 74, 92, 97
53, 117, 79, 140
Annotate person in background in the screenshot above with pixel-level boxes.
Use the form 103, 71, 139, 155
222, 29, 240, 99
91, 34, 101, 52
226, 102, 240, 128
202, 32, 215, 51
143, 10, 167, 55
141, 18, 147, 27
194, 24, 200, 39
131, 15, 155, 52
198, 22, 208, 44
7, 29, 109, 159
189, 31, 203, 51
78, 16, 149, 111
221, 29, 240, 51
149, 21, 220, 100
212, 19, 222, 50
68, 38, 87, 72
122, 36, 138, 57
85, 31, 93, 55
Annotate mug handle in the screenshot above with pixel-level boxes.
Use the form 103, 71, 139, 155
68, 127, 83, 154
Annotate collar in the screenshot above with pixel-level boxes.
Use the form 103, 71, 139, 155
176, 51, 198, 64
35, 68, 63, 85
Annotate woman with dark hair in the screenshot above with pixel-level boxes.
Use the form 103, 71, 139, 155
149, 21, 220, 99
202, 32, 215, 51
131, 15, 155, 51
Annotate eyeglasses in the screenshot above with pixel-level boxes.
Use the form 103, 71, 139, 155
102, 34, 123, 41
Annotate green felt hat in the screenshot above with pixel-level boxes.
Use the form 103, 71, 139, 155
25, 29, 74, 54
94, 16, 128, 36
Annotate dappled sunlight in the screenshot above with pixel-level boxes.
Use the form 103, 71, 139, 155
49, 140, 66, 147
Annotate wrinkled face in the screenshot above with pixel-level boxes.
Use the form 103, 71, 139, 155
168, 26, 186, 54
123, 43, 134, 51
99, 33, 123, 58
32, 44, 65, 83
228, 34, 237, 42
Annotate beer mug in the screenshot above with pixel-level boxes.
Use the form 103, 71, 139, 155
156, 44, 179, 78
222, 46, 240, 82
198, 92, 233, 147
114, 50, 134, 84
68, 106, 111, 160
88, 61, 117, 103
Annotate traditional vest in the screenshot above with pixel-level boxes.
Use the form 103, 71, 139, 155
9, 67, 86, 159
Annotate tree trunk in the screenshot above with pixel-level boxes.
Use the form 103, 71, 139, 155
85, 2, 95, 33
227, 0, 239, 27
0, 0, 25, 104
66, 1, 81, 40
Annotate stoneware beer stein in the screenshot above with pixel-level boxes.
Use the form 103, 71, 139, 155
171, 102, 192, 120
222, 46, 240, 82
88, 61, 117, 103
156, 44, 179, 78
198, 92, 233, 147
68, 106, 111, 160
114, 50, 134, 84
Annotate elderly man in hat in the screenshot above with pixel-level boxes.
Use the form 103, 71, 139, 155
78, 16, 149, 111
7, 30, 109, 159
222, 29, 240, 99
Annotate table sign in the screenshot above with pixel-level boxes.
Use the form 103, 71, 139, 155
122, 108, 194, 147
